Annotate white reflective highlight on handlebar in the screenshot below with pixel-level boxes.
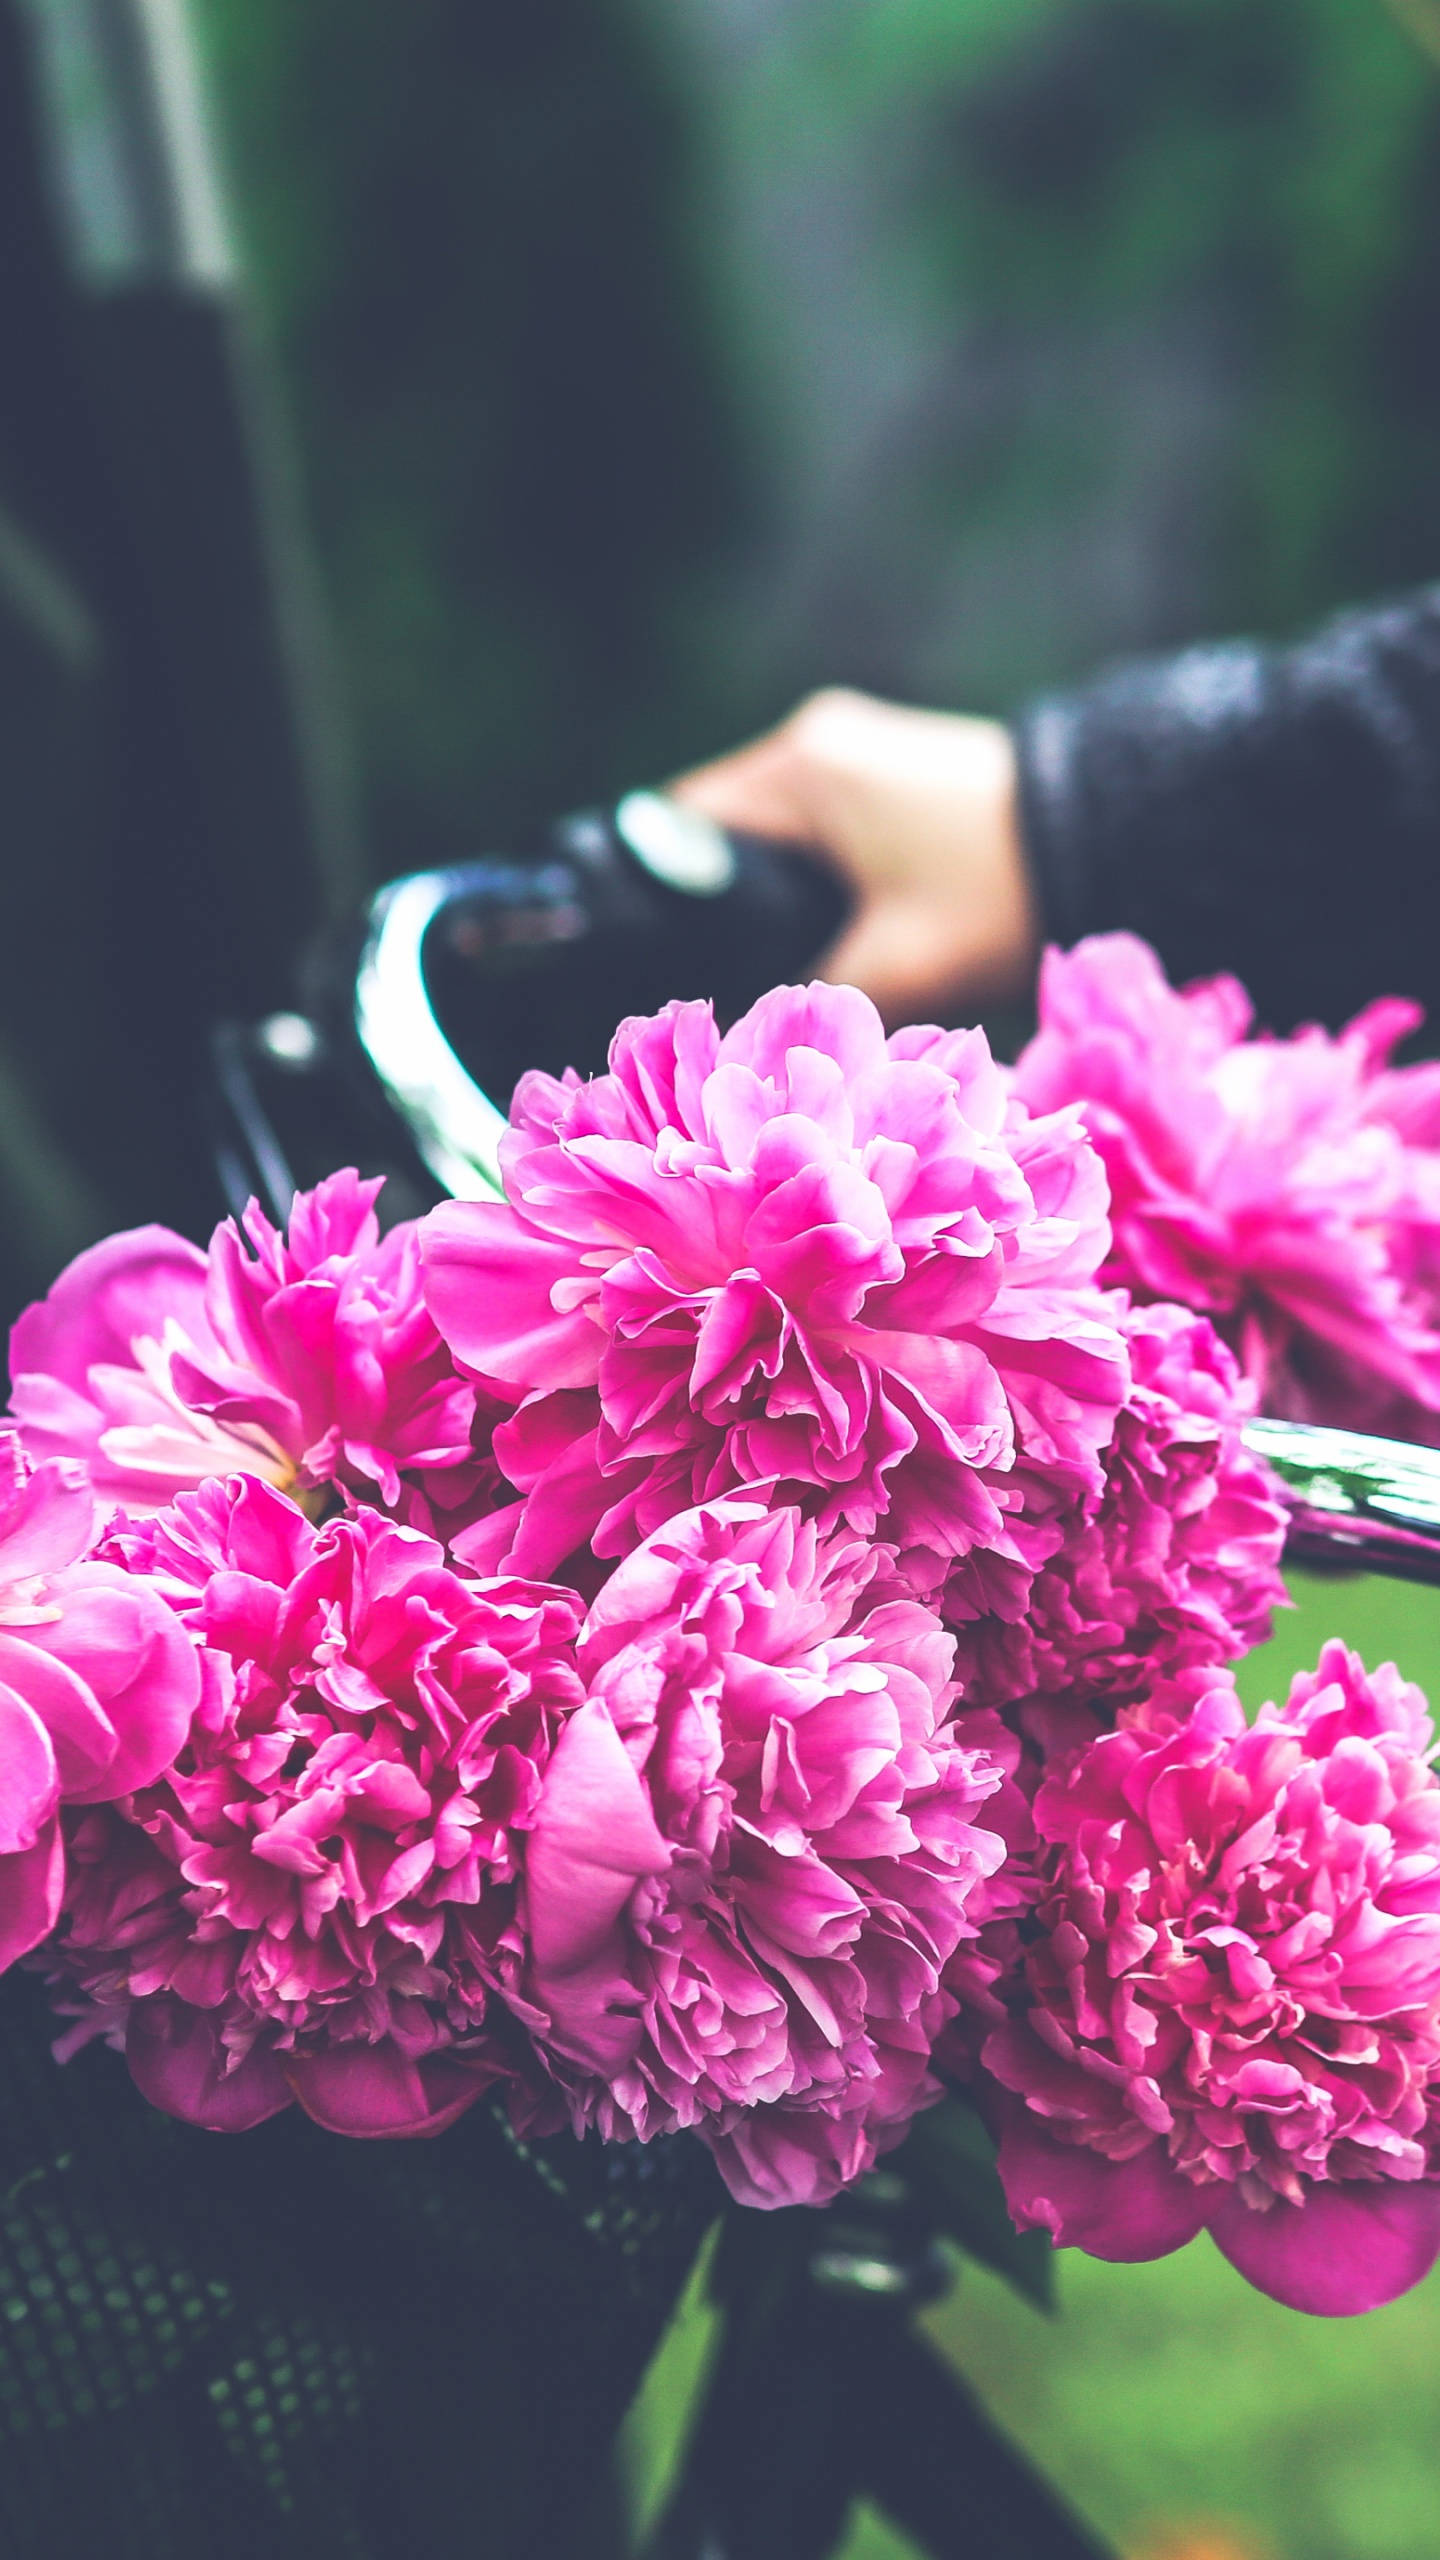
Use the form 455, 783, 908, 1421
1244, 1417, 1440, 1529
614, 791, 736, 895
355, 872, 508, 1202
1244, 1415, 1440, 1583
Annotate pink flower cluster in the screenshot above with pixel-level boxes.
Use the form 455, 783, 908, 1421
6, 997, 1064, 2211
985, 1647, 1440, 2316
936, 1295, 1288, 2065
425, 985, 1128, 1584
1012, 932, 1440, 1436
10, 1170, 495, 1531
525, 1501, 1003, 2207
948, 1298, 1286, 1722
16, 970, 1439, 2314
46, 1483, 1001, 2204
57, 1480, 586, 2137
0, 1430, 196, 1972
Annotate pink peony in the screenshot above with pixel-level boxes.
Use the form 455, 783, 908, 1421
48, 1478, 586, 2138
947, 1298, 1287, 1719
521, 1499, 1005, 2206
1011, 933, 1440, 1436
10, 1171, 496, 1529
938, 1665, 1239, 2071
0, 1428, 198, 1973
423, 984, 1128, 1589
936, 1299, 1286, 2059
984, 1644, 1440, 2313
45, 1479, 1003, 2204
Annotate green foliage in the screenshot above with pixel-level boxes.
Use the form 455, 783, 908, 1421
1382, 0, 1440, 68
832, 2504, 931, 2560
603, 2220, 726, 2558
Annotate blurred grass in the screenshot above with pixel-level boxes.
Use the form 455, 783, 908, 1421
921, 2221, 1440, 2560
1234, 1561, 1440, 1715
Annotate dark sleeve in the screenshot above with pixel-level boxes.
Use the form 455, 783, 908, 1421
1014, 585, 1440, 1033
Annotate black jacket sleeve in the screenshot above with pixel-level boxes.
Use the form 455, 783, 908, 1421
1014, 585, 1440, 1034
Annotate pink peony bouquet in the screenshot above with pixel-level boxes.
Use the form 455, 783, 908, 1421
9, 968, 1440, 2320
986, 1645, 1440, 2317
1012, 931, 1440, 1436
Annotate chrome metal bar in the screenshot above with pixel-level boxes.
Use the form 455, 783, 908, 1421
354, 871, 508, 1201
1243, 1417, 1440, 1585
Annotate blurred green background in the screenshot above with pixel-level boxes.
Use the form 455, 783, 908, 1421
193, 0, 1440, 875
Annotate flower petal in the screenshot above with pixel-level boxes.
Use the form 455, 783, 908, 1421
125, 1996, 293, 2130
0, 1687, 58, 1852
1208, 2178, 1440, 2316
0, 1819, 64, 1970
996, 2106, 1207, 2259
284, 2044, 494, 2138
527, 1701, 671, 1978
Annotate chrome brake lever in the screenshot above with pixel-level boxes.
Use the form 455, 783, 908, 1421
1243, 1418, 1440, 1586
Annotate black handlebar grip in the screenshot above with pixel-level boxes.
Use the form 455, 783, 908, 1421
211, 795, 858, 1226
419, 793, 854, 1106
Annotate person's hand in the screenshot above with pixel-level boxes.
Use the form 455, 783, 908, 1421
669, 687, 1037, 1026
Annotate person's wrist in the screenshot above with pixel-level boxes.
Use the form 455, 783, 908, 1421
815, 706, 1037, 1020
961, 719, 1038, 1008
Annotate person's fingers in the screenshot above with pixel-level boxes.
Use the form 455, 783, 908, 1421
668, 688, 892, 854
667, 687, 1037, 1022
668, 728, 822, 845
